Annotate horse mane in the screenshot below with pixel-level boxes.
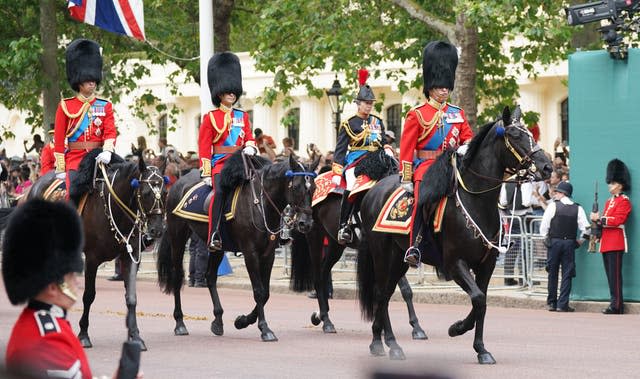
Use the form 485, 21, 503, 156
459, 120, 497, 171
69, 149, 126, 199
219, 150, 271, 193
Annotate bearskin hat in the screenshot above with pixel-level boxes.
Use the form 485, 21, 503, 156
2, 200, 84, 305
208, 52, 243, 107
356, 68, 375, 101
606, 158, 631, 191
66, 39, 103, 92
422, 41, 458, 98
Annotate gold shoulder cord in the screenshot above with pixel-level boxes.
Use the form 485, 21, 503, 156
343, 118, 368, 148
60, 100, 91, 138
210, 111, 227, 144
415, 100, 446, 142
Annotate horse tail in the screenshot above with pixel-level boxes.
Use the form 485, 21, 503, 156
356, 234, 376, 321
289, 230, 314, 292
156, 230, 178, 294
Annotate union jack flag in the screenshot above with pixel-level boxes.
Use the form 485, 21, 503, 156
67, 0, 145, 41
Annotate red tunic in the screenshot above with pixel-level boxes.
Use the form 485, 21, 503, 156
39, 142, 55, 176
599, 194, 632, 253
5, 304, 92, 379
54, 95, 117, 172
198, 107, 254, 177
399, 100, 473, 184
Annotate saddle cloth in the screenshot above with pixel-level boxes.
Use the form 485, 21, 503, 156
372, 187, 447, 235
43, 178, 66, 201
172, 181, 242, 223
312, 171, 377, 207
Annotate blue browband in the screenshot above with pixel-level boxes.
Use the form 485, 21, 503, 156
285, 170, 318, 178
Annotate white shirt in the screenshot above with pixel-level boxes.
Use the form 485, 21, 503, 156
499, 182, 533, 216
539, 196, 590, 239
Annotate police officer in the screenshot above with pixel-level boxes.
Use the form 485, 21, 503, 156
198, 52, 256, 251
332, 69, 394, 244
590, 159, 632, 314
54, 39, 117, 202
540, 181, 589, 312
399, 41, 474, 267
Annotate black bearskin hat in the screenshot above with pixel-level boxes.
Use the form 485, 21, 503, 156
2, 200, 84, 305
606, 158, 631, 191
356, 68, 375, 101
66, 39, 103, 92
208, 52, 243, 107
422, 41, 458, 98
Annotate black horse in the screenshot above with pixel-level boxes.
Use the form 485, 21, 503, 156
289, 193, 427, 339
157, 153, 317, 341
357, 107, 553, 363
27, 150, 167, 350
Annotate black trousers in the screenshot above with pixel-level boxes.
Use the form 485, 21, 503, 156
189, 233, 209, 283
546, 239, 576, 309
602, 251, 624, 312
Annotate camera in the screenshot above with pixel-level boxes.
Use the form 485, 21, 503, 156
565, 0, 640, 60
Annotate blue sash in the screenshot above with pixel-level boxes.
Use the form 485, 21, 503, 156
68, 99, 107, 142
212, 109, 245, 165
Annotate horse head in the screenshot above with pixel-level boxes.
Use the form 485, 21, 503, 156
134, 159, 167, 239
284, 154, 316, 234
498, 106, 553, 181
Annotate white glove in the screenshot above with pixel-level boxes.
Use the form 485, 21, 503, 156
401, 182, 414, 194
456, 144, 469, 156
55, 172, 66, 180
96, 151, 112, 164
331, 175, 342, 186
384, 147, 395, 157
202, 177, 212, 187
243, 145, 257, 156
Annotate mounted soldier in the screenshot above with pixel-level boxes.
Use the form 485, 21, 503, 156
198, 52, 256, 252
332, 69, 395, 244
54, 39, 116, 204
399, 41, 474, 267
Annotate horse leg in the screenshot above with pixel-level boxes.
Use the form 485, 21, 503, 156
78, 260, 98, 348
255, 251, 277, 342
123, 257, 147, 351
470, 260, 497, 364
206, 252, 225, 336
381, 255, 406, 360
398, 275, 428, 340
313, 238, 341, 334
169, 222, 190, 336
448, 259, 496, 364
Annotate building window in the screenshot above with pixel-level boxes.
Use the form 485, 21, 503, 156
560, 98, 569, 144
284, 108, 300, 150
386, 104, 402, 141
158, 114, 167, 141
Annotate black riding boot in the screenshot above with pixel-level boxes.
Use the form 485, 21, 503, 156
208, 175, 225, 252
337, 190, 354, 244
404, 208, 424, 268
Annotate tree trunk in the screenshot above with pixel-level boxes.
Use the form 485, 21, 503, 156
213, 0, 235, 53
452, 13, 478, 129
39, 0, 60, 132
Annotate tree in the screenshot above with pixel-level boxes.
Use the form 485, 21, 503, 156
248, 0, 577, 127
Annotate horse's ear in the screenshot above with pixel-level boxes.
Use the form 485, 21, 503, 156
309, 155, 321, 172
511, 105, 522, 124
138, 155, 147, 173
502, 106, 511, 126
288, 154, 297, 169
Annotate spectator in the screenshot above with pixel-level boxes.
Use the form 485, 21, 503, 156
385, 130, 399, 157
255, 128, 277, 161
188, 233, 208, 287
540, 181, 589, 312
23, 134, 44, 155
14, 165, 32, 195
39, 130, 55, 177
499, 180, 533, 286
281, 137, 298, 159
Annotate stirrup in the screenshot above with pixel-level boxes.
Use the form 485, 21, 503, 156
208, 232, 222, 252
337, 226, 353, 244
404, 246, 422, 268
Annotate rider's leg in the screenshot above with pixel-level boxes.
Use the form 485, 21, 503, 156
404, 180, 423, 268
337, 190, 354, 244
208, 174, 225, 252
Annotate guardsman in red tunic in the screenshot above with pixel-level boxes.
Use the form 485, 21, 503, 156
399, 41, 474, 267
198, 52, 256, 251
2, 200, 92, 379
54, 39, 116, 201
591, 159, 632, 314
39, 129, 56, 176
332, 69, 395, 244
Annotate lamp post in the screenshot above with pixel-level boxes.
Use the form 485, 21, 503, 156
326, 77, 343, 136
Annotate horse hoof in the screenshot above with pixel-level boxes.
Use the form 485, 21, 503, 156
412, 329, 428, 340
369, 342, 385, 357
311, 311, 321, 326
322, 322, 336, 334
210, 320, 224, 336
448, 321, 465, 337
129, 337, 147, 352
261, 331, 278, 342
78, 335, 92, 349
174, 325, 189, 336
389, 348, 406, 361
477, 352, 496, 364
234, 315, 248, 329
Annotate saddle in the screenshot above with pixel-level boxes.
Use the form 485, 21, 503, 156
172, 180, 242, 223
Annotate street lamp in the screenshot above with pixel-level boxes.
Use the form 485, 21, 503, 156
326, 77, 343, 135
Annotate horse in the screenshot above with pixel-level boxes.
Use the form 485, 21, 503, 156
356, 106, 553, 363
157, 153, 317, 341
27, 150, 167, 350
289, 192, 427, 339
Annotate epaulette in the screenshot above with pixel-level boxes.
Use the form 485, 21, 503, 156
95, 97, 109, 102
370, 114, 383, 122
62, 96, 76, 102
232, 108, 246, 114
621, 194, 629, 200
447, 103, 462, 111
34, 310, 61, 336
410, 103, 427, 112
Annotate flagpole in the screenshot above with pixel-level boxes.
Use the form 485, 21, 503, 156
199, 0, 214, 115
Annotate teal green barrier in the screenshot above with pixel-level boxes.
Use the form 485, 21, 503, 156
569, 49, 639, 301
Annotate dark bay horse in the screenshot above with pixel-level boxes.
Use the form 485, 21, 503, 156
357, 107, 553, 362
28, 151, 167, 350
157, 153, 317, 341
289, 193, 427, 339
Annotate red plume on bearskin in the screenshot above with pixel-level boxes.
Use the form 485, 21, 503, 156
358, 68, 369, 86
